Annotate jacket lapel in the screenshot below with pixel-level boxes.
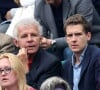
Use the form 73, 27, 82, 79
69, 64, 74, 90
79, 48, 90, 82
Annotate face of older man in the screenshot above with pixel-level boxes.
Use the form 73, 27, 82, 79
14, 24, 42, 55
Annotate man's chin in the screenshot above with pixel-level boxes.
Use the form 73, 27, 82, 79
27, 50, 37, 54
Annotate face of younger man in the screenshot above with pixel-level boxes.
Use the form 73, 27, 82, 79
65, 24, 91, 54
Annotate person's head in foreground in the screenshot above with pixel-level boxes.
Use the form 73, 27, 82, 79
0, 53, 35, 90
40, 76, 71, 90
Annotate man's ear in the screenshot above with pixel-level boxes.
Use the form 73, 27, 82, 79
13, 39, 19, 47
87, 32, 91, 41
40, 36, 44, 42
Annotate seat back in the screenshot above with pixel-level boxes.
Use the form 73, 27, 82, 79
0, 20, 10, 33
90, 7, 100, 46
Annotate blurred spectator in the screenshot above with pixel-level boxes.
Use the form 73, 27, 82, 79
0, 0, 18, 21
5, 0, 35, 20
40, 76, 71, 90
0, 33, 17, 54
6, 0, 36, 38
0, 53, 36, 90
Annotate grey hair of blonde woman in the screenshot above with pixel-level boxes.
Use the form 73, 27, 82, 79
13, 18, 43, 39
0, 53, 28, 90
40, 76, 71, 90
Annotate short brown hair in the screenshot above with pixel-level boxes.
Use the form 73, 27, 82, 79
64, 14, 91, 34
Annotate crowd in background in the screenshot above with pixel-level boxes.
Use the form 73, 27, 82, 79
0, 0, 100, 90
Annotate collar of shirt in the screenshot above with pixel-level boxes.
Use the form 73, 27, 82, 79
28, 58, 33, 70
72, 44, 88, 68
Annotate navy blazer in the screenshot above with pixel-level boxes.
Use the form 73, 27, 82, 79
62, 45, 100, 90
26, 49, 62, 89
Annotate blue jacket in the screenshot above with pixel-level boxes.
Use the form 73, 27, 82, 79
26, 48, 62, 89
62, 45, 100, 90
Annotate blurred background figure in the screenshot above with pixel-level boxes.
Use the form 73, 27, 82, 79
0, 53, 36, 90
6, 0, 36, 37
0, 0, 18, 33
5, 0, 35, 20
0, 0, 18, 22
0, 33, 17, 54
40, 76, 71, 90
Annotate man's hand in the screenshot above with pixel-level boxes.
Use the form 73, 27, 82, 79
17, 48, 29, 73
5, 10, 12, 20
40, 37, 52, 49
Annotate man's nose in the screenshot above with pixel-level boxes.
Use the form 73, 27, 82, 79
71, 35, 76, 41
1, 70, 6, 75
28, 35, 33, 41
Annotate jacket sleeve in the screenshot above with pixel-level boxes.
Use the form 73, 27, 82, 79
95, 54, 100, 90
34, 0, 49, 37
70, 0, 93, 23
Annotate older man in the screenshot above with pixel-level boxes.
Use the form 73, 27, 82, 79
12, 18, 62, 89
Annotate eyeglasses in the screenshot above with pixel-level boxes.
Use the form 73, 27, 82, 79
0, 67, 12, 75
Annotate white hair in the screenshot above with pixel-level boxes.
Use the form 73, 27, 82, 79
13, 18, 43, 39
40, 76, 71, 90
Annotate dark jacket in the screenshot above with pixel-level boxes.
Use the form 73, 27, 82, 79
62, 45, 100, 90
26, 49, 62, 89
